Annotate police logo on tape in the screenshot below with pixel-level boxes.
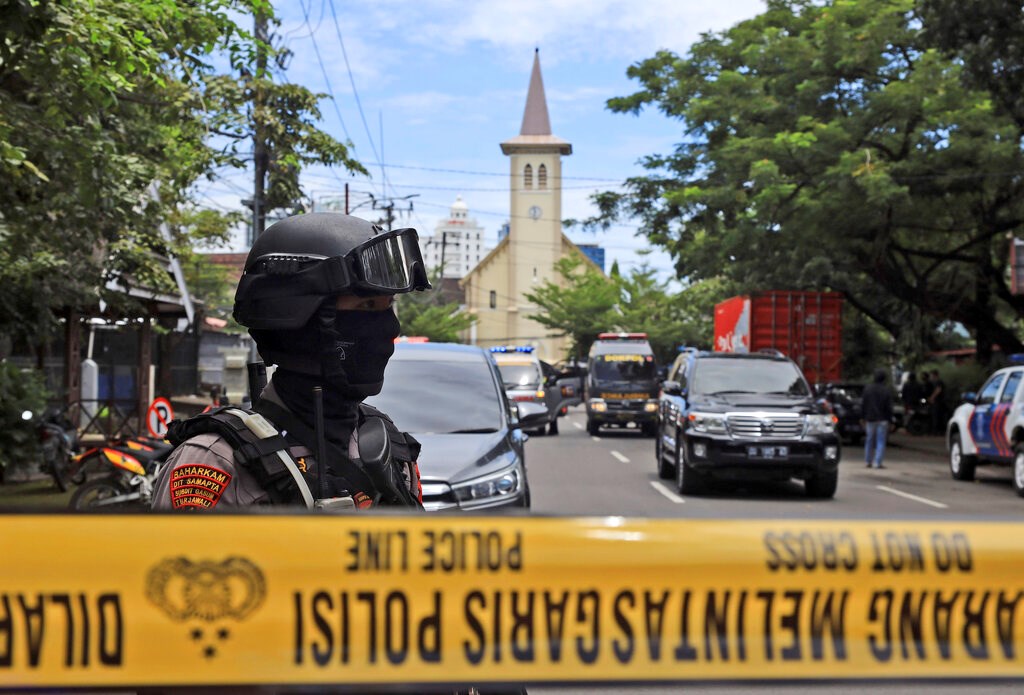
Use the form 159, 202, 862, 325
145, 557, 266, 659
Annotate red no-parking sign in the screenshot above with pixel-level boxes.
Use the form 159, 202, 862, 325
146, 397, 174, 438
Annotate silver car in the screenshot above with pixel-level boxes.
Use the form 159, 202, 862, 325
365, 342, 544, 511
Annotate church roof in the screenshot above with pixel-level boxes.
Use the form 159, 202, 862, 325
521, 49, 551, 136
501, 50, 572, 155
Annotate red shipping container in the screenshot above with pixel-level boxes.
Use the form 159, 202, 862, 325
713, 291, 843, 384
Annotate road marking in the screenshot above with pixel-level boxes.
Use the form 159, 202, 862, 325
573, 422, 583, 430
875, 485, 949, 509
591, 436, 601, 442
650, 481, 685, 504
610, 450, 630, 463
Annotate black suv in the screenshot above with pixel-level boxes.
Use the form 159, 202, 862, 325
656, 349, 841, 498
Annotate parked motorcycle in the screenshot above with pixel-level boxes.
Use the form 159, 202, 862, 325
20, 407, 78, 492
69, 437, 173, 510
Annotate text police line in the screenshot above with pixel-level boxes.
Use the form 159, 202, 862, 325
345, 530, 523, 573
293, 586, 1024, 667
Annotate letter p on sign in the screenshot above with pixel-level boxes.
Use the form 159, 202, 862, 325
147, 397, 174, 438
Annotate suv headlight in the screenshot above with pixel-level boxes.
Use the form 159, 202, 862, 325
687, 411, 727, 434
806, 413, 837, 435
452, 465, 523, 508
644, 400, 659, 412
589, 398, 607, 413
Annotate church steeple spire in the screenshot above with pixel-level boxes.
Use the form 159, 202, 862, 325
520, 48, 551, 136
501, 49, 571, 156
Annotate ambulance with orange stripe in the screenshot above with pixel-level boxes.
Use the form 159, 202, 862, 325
947, 360, 1024, 496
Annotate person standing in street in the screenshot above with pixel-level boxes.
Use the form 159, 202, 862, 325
928, 368, 947, 435
861, 368, 894, 469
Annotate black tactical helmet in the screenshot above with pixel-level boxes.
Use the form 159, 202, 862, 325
233, 213, 431, 330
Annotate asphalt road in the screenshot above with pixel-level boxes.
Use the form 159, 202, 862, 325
527, 407, 1024, 520
522, 406, 1024, 694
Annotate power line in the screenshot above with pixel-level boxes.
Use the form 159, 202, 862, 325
361, 161, 626, 182
327, 0, 382, 172
283, 0, 325, 41
297, 0, 354, 146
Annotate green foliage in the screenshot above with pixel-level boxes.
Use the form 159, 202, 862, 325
0, 0, 363, 346
842, 311, 893, 381
395, 270, 476, 343
524, 256, 728, 363
181, 252, 237, 323
592, 0, 1024, 362
0, 362, 49, 471
523, 257, 619, 360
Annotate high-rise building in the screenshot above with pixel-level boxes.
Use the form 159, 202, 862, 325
422, 195, 488, 279
576, 244, 606, 273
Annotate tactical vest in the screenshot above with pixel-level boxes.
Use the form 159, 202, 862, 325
166, 403, 420, 508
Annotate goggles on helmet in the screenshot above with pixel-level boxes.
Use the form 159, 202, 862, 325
351, 227, 431, 293
247, 227, 431, 296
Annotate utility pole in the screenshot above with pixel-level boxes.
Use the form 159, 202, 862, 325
439, 231, 449, 283
252, 9, 270, 244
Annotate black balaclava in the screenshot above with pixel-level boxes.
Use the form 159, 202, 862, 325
259, 301, 401, 425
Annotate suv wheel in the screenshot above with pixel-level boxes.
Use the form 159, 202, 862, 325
675, 440, 706, 495
548, 417, 559, 436
656, 429, 675, 480
949, 432, 976, 481
805, 469, 838, 499
586, 418, 599, 436
641, 421, 657, 437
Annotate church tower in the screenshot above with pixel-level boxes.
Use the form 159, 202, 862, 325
461, 50, 595, 361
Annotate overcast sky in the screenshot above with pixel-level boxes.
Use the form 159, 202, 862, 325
200, 0, 766, 279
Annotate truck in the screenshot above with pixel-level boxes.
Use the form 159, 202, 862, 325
585, 333, 660, 437
713, 291, 843, 384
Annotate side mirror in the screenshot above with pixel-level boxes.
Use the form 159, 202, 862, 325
960, 392, 977, 405
661, 380, 684, 397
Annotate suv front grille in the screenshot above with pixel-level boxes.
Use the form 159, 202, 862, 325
727, 413, 803, 438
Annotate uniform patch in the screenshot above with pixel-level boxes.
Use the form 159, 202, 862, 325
169, 464, 232, 510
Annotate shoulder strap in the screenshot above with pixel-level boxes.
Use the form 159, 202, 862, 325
167, 406, 314, 508
254, 398, 380, 499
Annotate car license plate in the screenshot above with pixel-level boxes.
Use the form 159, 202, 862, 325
748, 446, 788, 458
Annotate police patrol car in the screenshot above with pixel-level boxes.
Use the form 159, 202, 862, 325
489, 346, 578, 435
947, 360, 1024, 496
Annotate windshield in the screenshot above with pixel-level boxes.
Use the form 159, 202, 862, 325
365, 359, 503, 433
591, 354, 656, 383
496, 361, 542, 389
692, 359, 810, 396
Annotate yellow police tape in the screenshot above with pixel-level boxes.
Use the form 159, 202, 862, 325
1, 515, 1023, 688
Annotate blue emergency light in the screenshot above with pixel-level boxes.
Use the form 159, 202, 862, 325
489, 346, 535, 354
1009, 354, 1024, 364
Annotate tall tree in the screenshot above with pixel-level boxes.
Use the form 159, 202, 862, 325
395, 269, 475, 343
523, 257, 619, 360
524, 256, 722, 362
589, 0, 1024, 362
0, 0, 362, 350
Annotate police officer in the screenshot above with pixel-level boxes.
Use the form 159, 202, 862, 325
151, 213, 431, 511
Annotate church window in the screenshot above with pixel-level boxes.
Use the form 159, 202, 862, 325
523, 164, 533, 190
489, 290, 497, 309
538, 164, 547, 189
